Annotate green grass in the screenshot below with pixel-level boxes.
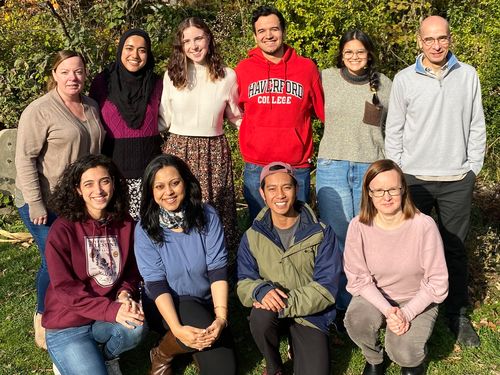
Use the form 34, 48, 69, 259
1, 209, 498, 375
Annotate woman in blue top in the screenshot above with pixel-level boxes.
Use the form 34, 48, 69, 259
134, 154, 236, 375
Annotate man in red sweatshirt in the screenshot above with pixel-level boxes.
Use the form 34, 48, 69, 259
235, 5, 325, 221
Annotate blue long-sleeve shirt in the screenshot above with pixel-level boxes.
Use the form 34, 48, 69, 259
134, 204, 227, 301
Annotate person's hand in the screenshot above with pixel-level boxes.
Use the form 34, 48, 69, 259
386, 307, 409, 336
117, 292, 143, 316
173, 325, 211, 350
203, 317, 227, 346
32, 215, 47, 225
261, 288, 288, 312
252, 301, 266, 309
115, 303, 144, 329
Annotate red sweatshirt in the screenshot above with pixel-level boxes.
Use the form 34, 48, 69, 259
235, 45, 325, 168
42, 216, 141, 329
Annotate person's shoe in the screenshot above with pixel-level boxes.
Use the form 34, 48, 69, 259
400, 363, 425, 375
449, 316, 480, 347
105, 357, 123, 375
149, 330, 190, 375
33, 312, 47, 350
362, 361, 385, 375
52, 363, 61, 375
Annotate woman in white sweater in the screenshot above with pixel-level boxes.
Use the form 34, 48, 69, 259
159, 17, 241, 253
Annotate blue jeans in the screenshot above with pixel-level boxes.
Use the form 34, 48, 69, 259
18, 204, 57, 313
46, 321, 146, 375
316, 159, 370, 310
243, 162, 311, 222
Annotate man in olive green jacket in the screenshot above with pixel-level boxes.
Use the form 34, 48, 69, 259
236, 161, 342, 375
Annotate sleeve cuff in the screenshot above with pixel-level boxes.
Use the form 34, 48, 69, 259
208, 266, 228, 283
253, 282, 275, 303
145, 280, 171, 301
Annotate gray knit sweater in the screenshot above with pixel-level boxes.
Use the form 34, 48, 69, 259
318, 68, 392, 162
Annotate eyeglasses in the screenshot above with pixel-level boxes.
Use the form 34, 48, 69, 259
369, 187, 403, 198
343, 49, 368, 59
420, 35, 450, 47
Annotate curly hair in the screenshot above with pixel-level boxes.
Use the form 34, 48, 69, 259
139, 154, 207, 244
167, 17, 225, 89
48, 154, 129, 222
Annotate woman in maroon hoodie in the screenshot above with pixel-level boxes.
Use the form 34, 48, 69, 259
43, 154, 145, 375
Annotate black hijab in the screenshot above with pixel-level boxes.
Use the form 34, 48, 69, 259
106, 29, 157, 129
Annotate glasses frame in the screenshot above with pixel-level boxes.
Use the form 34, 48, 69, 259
369, 187, 403, 198
342, 49, 368, 59
420, 35, 450, 47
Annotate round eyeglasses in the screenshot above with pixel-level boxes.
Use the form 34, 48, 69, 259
420, 35, 450, 47
342, 49, 368, 59
369, 187, 403, 198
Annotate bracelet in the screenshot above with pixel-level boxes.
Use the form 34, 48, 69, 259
214, 305, 228, 310
215, 316, 228, 328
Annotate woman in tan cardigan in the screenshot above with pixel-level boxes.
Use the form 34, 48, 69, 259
15, 50, 105, 350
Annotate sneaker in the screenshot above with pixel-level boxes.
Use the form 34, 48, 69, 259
105, 357, 122, 375
449, 316, 480, 347
33, 312, 47, 350
52, 363, 61, 375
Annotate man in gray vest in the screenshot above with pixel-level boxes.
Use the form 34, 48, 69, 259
385, 15, 486, 347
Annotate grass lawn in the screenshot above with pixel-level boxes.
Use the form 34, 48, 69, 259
0, 203, 498, 375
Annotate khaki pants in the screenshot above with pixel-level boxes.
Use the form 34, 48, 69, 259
345, 296, 439, 367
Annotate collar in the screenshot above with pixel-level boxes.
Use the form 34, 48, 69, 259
415, 52, 458, 77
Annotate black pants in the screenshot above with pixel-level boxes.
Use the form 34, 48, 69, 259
405, 172, 475, 316
145, 296, 236, 375
249, 308, 330, 375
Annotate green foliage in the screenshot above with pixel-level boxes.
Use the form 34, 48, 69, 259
0, 0, 498, 183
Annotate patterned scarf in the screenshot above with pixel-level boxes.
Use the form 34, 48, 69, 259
159, 206, 186, 230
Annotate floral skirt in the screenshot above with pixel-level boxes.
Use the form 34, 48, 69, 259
126, 178, 142, 221
162, 133, 239, 255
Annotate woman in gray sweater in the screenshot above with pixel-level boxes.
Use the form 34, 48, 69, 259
316, 30, 392, 327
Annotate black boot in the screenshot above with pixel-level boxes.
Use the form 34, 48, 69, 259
149, 330, 190, 375
362, 361, 385, 375
400, 363, 425, 375
448, 315, 480, 347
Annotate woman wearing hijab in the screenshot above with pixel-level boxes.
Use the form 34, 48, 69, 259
90, 29, 163, 220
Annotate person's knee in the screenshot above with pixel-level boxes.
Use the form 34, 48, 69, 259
249, 308, 277, 336
386, 339, 426, 367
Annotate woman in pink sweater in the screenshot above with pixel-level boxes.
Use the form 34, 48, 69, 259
343, 159, 448, 375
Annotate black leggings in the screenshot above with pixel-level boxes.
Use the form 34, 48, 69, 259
145, 296, 237, 375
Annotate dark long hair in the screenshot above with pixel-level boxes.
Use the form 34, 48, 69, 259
48, 154, 129, 222
337, 29, 380, 94
168, 17, 225, 89
139, 154, 206, 244
359, 159, 417, 225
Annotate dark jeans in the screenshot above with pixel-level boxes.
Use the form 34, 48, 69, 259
249, 308, 330, 375
17, 204, 57, 313
151, 298, 236, 375
405, 172, 475, 316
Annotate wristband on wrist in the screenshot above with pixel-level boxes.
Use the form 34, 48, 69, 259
215, 316, 228, 328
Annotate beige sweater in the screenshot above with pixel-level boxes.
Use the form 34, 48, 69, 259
15, 89, 105, 219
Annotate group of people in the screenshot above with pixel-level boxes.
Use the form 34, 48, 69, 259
14, 4, 485, 375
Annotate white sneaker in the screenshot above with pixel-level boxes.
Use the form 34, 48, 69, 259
52, 363, 62, 375
105, 357, 122, 375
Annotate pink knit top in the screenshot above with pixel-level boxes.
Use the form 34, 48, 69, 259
344, 213, 448, 321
